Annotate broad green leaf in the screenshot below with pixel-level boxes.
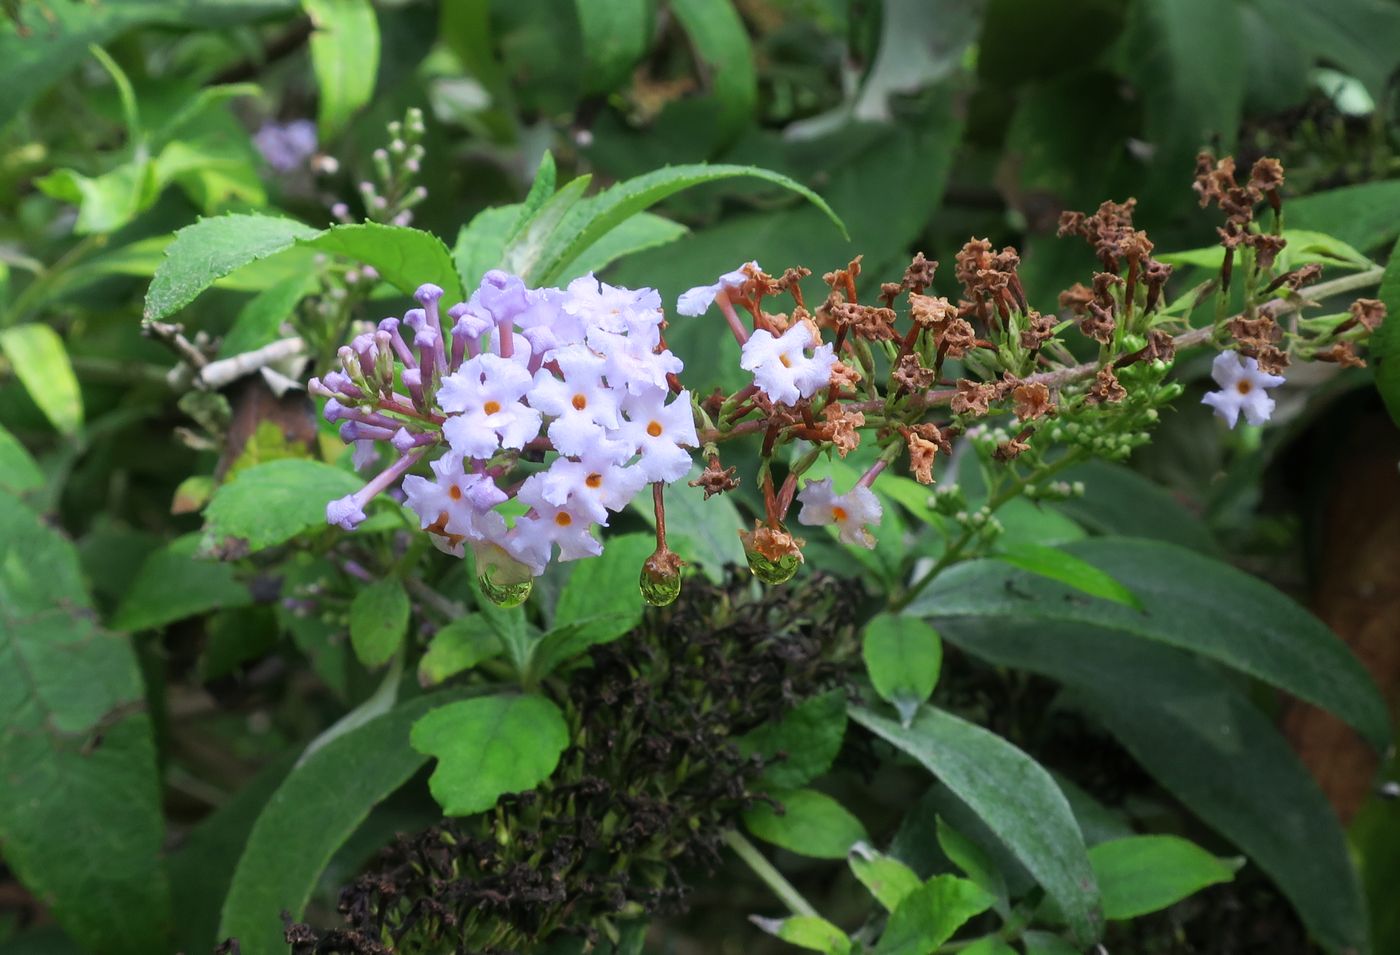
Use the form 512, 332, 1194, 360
862, 614, 942, 725
1020, 932, 1080, 955
217, 271, 317, 358
850, 0, 981, 123
511, 153, 559, 241
201, 459, 362, 555
0, 423, 44, 497
349, 578, 410, 667
112, 533, 251, 631
503, 174, 593, 281
145, 213, 318, 321
875, 875, 994, 955
1288, 181, 1400, 252
1126, 0, 1244, 207
850, 705, 1102, 946
993, 543, 1141, 609
535, 163, 846, 286
36, 161, 155, 235
937, 617, 1369, 954
411, 694, 569, 816
219, 692, 459, 955
304, 0, 380, 140
0, 492, 171, 954
912, 537, 1389, 749
743, 788, 868, 860
632, 465, 744, 581
669, 0, 756, 145
1250, 0, 1400, 97
1057, 460, 1218, 554
555, 212, 689, 281
454, 205, 520, 291
992, 498, 1085, 549
169, 753, 296, 955
752, 915, 853, 955
554, 532, 653, 625
576, 0, 650, 93
1374, 235, 1400, 425
1159, 230, 1373, 273
304, 221, 465, 301
848, 844, 922, 912
738, 688, 847, 789
0, 324, 83, 434
418, 615, 503, 686
1089, 835, 1236, 920
937, 817, 1008, 910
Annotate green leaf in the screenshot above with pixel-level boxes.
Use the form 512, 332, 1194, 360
555, 212, 690, 281
535, 163, 846, 286
1250, 0, 1400, 97
217, 272, 317, 358
937, 616, 1369, 954
219, 692, 458, 955
418, 615, 503, 686
454, 205, 520, 290
349, 578, 410, 667
738, 688, 847, 790
411, 694, 569, 816
669, 0, 757, 146
576, 0, 651, 93
503, 174, 593, 281
848, 844, 922, 912
751, 915, 853, 955
304, 0, 380, 140
862, 614, 942, 725
1159, 229, 1374, 273
0, 423, 43, 497
112, 532, 251, 631
1089, 835, 1236, 920
993, 543, 1141, 609
957, 939, 1017, 955
1057, 460, 1218, 554
169, 754, 296, 955
875, 875, 994, 955
937, 817, 1008, 910
527, 538, 651, 678
304, 222, 465, 301
743, 788, 868, 860
0, 324, 83, 435
0, 491, 171, 955
1020, 932, 1081, 955
633, 465, 744, 581
850, 705, 1102, 947
144, 213, 318, 321
1374, 236, 1400, 426
201, 459, 363, 555
912, 537, 1390, 749
36, 160, 155, 235
1288, 181, 1400, 252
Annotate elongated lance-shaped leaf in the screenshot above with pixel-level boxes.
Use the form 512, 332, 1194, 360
533, 164, 846, 286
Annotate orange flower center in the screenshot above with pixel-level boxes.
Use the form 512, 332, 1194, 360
1236, 380, 1252, 395
448, 485, 463, 501
646, 421, 663, 437
554, 511, 573, 527
832, 506, 849, 522
779, 354, 792, 367
484, 400, 502, 415
572, 394, 588, 411
585, 473, 603, 488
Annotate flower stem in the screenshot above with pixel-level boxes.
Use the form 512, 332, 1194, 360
722, 830, 818, 918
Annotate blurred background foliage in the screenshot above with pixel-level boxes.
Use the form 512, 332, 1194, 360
1, 0, 1399, 952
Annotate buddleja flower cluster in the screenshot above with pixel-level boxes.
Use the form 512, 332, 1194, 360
312, 271, 696, 598
314, 153, 1386, 601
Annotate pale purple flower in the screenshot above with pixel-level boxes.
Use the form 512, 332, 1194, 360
253, 119, 317, 172
1201, 350, 1285, 428
796, 477, 882, 548
677, 261, 759, 316
739, 323, 836, 405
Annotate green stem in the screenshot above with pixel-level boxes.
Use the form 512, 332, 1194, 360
4, 234, 104, 326
891, 450, 1085, 612
723, 830, 818, 919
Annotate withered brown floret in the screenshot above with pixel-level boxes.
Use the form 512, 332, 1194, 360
902, 252, 938, 293
1085, 366, 1127, 405
951, 379, 997, 416
1349, 298, 1386, 332
1020, 310, 1056, 350
1316, 343, 1366, 368
689, 458, 740, 499
821, 403, 865, 457
893, 353, 936, 392
1011, 381, 1054, 421
1081, 302, 1116, 344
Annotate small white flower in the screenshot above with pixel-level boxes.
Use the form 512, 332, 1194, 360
587, 327, 683, 396
739, 323, 836, 406
538, 454, 649, 524
796, 477, 882, 548
676, 261, 759, 316
618, 387, 699, 483
509, 473, 604, 571
563, 273, 663, 338
529, 347, 624, 457
401, 457, 506, 545
1201, 350, 1285, 428
439, 353, 542, 458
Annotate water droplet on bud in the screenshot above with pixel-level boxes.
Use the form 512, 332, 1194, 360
639, 546, 684, 606
477, 569, 532, 608
471, 542, 534, 608
739, 521, 805, 585
745, 549, 802, 585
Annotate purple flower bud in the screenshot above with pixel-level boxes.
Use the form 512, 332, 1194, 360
378, 316, 417, 367
470, 270, 529, 324
327, 495, 367, 530
415, 283, 444, 308
392, 427, 418, 453
324, 398, 350, 421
